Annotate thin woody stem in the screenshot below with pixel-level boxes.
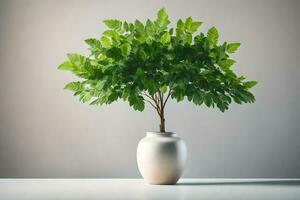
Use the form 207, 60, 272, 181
145, 100, 157, 110
142, 91, 167, 132
142, 92, 162, 116
157, 91, 166, 132
163, 88, 172, 109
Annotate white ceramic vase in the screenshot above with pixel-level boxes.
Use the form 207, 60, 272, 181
137, 132, 187, 185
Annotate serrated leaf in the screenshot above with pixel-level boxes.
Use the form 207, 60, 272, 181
103, 30, 120, 39
227, 43, 241, 53
207, 26, 219, 46
123, 21, 129, 32
80, 92, 92, 103
190, 21, 202, 33
129, 95, 145, 111
58, 61, 74, 70
120, 43, 131, 56
192, 93, 203, 105
184, 17, 193, 31
103, 19, 122, 30
204, 94, 213, 107
219, 59, 236, 69
90, 98, 102, 105
176, 19, 185, 40
145, 19, 155, 35
156, 8, 170, 28
244, 81, 257, 89
160, 32, 170, 44
216, 101, 228, 112
100, 36, 111, 48
177, 19, 184, 30
159, 85, 168, 93
66, 53, 86, 69
134, 101, 145, 111
134, 20, 144, 34
85, 38, 100, 47
186, 33, 192, 44
144, 80, 156, 95
96, 80, 106, 91
135, 68, 144, 78
64, 82, 83, 92
171, 89, 184, 102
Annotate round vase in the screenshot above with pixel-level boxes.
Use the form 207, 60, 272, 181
136, 131, 187, 185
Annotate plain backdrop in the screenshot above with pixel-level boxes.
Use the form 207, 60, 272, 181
0, 0, 299, 178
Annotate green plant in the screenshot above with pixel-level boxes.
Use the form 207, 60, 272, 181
58, 8, 257, 132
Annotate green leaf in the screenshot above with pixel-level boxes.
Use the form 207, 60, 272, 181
176, 19, 185, 39
100, 36, 112, 48
121, 88, 130, 100
160, 32, 170, 44
80, 92, 92, 103
103, 30, 120, 39
216, 101, 228, 112
134, 20, 144, 34
190, 21, 202, 33
64, 82, 83, 92
123, 21, 129, 32
85, 38, 100, 47
227, 43, 241, 53
156, 8, 170, 28
106, 47, 123, 60
144, 80, 156, 95
207, 26, 219, 46
171, 89, 184, 102
136, 68, 144, 77
85, 39, 102, 55
192, 93, 203, 105
159, 85, 168, 93
185, 33, 192, 44
103, 19, 122, 30
90, 98, 102, 105
58, 61, 74, 70
96, 80, 107, 91
134, 100, 145, 111
184, 17, 193, 31
145, 19, 155, 35
244, 81, 257, 89
120, 43, 131, 56
67, 53, 86, 69
129, 95, 145, 111
204, 94, 213, 107
219, 59, 236, 69
177, 19, 184, 30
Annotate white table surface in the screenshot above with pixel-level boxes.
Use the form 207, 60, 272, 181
0, 178, 299, 200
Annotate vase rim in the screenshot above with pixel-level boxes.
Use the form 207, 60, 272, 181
146, 131, 175, 136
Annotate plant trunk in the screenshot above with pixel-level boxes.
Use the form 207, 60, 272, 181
159, 109, 165, 133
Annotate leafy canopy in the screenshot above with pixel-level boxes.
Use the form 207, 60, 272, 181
58, 8, 257, 113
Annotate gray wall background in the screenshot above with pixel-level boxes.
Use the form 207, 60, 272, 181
0, 0, 299, 178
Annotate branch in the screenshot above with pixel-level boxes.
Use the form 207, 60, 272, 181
163, 89, 172, 108
142, 92, 162, 116
154, 93, 160, 110
163, 84, 174, 109
146, 100, 157, 110
142, 92, 156, 102
159, 91, 164, 111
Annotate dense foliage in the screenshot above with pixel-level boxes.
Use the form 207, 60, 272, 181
58, 8, 257, 132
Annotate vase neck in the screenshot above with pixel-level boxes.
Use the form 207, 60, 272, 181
146, 131, 175, 137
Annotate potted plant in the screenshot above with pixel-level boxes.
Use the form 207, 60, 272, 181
58, 8, 257, 184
